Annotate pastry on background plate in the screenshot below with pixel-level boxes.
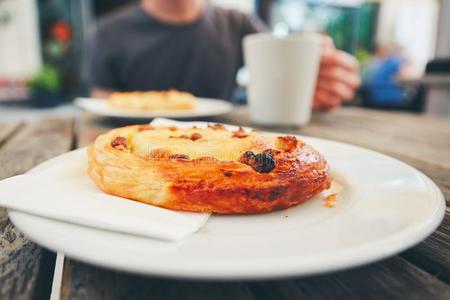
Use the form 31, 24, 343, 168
107, 89, 196, 111
87, 124, 331, 214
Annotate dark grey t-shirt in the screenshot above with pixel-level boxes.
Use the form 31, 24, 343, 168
88, 4, 266, 99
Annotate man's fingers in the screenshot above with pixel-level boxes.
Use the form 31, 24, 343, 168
320, 35, 335, 50
314, 42, 360, 111
313, 89, 342, 111
321, 50, 359, 72
316, 78, 355, 100
318, 66, 361, 89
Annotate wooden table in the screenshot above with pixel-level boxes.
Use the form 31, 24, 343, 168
1, 107, 449, 299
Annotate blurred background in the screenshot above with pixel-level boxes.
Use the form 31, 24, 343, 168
0, 0, 449, 116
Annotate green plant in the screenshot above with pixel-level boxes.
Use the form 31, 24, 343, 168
355, 48, 372, 65
28, 64, 61, 93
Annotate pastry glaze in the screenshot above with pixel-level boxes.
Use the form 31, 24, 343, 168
87, 125, 331, 214
108, 90, 196, 111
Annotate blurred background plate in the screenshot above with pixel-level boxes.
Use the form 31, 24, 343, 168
74, 97, 233, 119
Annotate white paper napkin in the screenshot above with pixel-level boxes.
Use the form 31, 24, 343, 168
0, 118, 215, 242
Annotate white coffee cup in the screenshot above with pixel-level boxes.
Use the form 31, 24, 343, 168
243, 33, 321, 126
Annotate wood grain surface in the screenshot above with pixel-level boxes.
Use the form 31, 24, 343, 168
57, 107, 450, 299
0, 119, 73, 300
61, 257, 449, 300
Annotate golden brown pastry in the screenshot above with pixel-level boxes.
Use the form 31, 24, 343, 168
107, 89, 196, 111
87, 124, 331, 214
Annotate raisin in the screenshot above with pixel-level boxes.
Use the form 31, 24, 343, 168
240, 151, 256, 165
239, 151, 276, 173
232, 127, 248, 138
254, 152, 276, 173
111, 136, 127, 149
190, 133, 202, 141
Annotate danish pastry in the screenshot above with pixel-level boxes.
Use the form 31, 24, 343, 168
87, 124, 331, 214
107, 90, 196, 111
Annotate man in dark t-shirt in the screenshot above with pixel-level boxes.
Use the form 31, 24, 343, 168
88, 0, 360, 110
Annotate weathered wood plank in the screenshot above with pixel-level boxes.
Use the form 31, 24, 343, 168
402, 210, 450, 283
0, 119, 73, 300
248, 257, 450, 300
0, 122, 22, 147
61, 256, 449, 300
61, 260, 255, 300
0, 119, 74, 179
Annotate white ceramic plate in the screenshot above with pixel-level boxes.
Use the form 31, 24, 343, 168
74, 97, 233, 119
8, 137, 445, 279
